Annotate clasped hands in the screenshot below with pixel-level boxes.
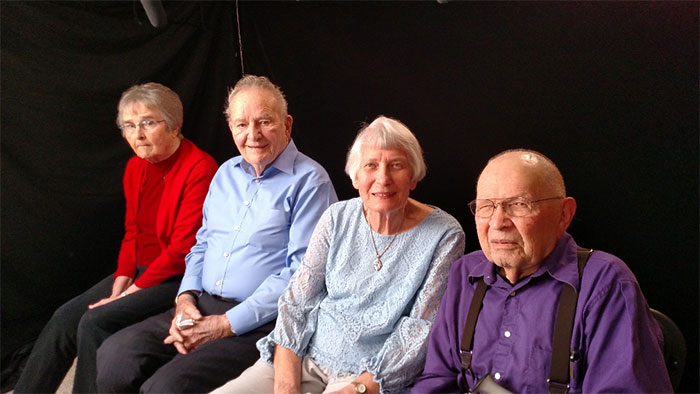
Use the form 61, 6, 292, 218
163, 294, 234, 354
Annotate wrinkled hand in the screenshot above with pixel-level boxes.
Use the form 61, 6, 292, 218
163, 295, 233, 354
164, 314, 232, 354
163, 294, 202, 354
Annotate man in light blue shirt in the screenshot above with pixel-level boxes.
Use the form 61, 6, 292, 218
96, 75, 337, 393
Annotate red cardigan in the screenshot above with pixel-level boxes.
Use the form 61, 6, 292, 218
114, 138, 218, 288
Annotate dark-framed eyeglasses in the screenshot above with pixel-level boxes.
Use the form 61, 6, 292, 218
468, 196, 563, 218
120, 119, 166, 133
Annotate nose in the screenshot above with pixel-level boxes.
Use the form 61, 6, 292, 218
247, 123, 262, 140
376, 165, 392, 184
488, 203, 511, 228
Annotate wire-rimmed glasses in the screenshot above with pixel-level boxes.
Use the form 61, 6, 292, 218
468, 196, 563, 218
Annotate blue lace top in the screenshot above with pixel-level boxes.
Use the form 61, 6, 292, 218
257, 197, 465, 393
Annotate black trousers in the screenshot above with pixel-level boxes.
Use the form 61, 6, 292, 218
96, 293, 276, 393
13, 272, 181, 393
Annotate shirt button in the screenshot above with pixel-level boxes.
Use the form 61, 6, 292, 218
233, 226, 240, 231
244, 201, 250, 206
504, 330, 511, 338
255, 179, 260, 184
223, 252, 229, 258
494, 372, 502, 380
509, 291, 516, 297
215, 280, 221, 286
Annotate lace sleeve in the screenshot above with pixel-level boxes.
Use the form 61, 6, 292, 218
259, 206, 333, 361
368, 225, 465, 393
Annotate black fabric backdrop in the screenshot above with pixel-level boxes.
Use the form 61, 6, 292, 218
2, 1, 697, 392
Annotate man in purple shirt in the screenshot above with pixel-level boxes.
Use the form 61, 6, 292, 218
413, 149, 672, 393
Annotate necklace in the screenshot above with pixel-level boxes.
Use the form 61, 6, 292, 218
368, 215, 405, 271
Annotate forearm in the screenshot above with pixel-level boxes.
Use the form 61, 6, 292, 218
273, 345, 302, 394
110, 275, 134, 296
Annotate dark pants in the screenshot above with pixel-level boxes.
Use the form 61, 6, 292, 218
13, 272, 181, 394
96, 293, 276, 393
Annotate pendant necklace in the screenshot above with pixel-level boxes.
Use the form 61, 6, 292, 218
368, 215, 405, 271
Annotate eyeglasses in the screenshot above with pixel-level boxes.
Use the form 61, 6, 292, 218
468, 196, 563, 218
120, 119, 166, 133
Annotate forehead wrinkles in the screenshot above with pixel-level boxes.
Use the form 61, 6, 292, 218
231, 90, 281, 119
477, 160, 547, 198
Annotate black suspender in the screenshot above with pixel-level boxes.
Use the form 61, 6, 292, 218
459, 248, 593, 394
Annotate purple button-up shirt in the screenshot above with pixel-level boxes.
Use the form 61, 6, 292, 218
412, 233, 672, 393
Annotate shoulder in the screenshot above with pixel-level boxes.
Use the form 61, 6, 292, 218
179, 139, 217, 169
125, 155, 145, 171
326, 198, 360, 218
209, 156, 239, 180
123, 156, 146, 184
578, 248, 644, 308
583, 250, 639, 287
449, 250, 489, 278
424, 207, 465, 235
452, 249, 484, 275
292, 150, 333, 185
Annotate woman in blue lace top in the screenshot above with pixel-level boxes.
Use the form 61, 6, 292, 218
213, 116, 465, 394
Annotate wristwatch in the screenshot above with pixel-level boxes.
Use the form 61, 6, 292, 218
351, 381, 367, 394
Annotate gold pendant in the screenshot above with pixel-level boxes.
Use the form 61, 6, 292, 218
373, 258, 382, 271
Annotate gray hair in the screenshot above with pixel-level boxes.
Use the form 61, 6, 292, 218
223, 75, 288, 121
345, 116, 427, 183
116, 82, 183, 136
485, 149, 566, 196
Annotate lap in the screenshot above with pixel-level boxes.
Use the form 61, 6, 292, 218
80, 279, 180, 326
143, 320, 276, 393
212, 357, 357, 394
52, 275, 114, 321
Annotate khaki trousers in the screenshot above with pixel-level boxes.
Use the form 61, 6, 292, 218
212, 357, 359, 394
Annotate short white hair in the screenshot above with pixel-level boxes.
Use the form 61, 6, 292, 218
345, 116, 427, 183
223, 75, 288, 121
117, 82, 183, 137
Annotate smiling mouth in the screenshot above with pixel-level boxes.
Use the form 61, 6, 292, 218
372, 192, 396, 198
247, 144, 269, 150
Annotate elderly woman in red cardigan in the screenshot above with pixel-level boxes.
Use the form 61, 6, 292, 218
14, 83, 218, 393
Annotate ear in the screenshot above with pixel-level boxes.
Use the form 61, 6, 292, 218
284, 114, 293, 140
557, 197, 577, 237
352, 177, 359, 190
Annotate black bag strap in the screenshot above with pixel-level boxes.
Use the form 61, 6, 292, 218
547, 247, 593, 394
459, 247, 593, 394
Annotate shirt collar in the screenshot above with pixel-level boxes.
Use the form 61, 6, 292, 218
467, 253, 499, 286
467, 232, 580, 290
232, 139, 298, 177
536, 232, 580, 290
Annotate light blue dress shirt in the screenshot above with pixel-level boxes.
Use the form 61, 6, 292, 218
178, 140, 337, 335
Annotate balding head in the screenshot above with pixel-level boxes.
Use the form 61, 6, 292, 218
478, 149, 566, 198
474, 149, 576, 283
